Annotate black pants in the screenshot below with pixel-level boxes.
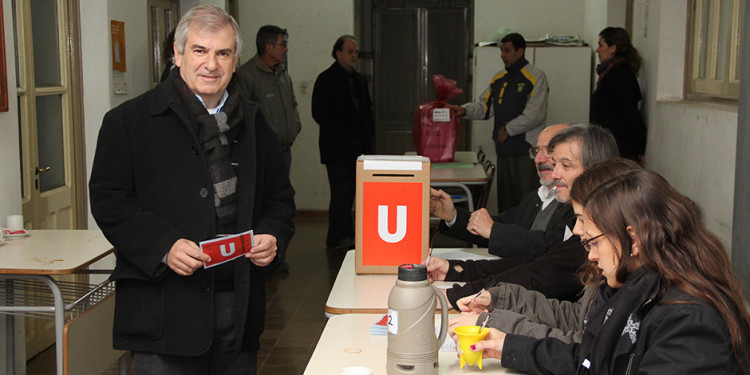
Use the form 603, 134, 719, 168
131, 291, 258, 375
325, 163, 356, 247
496, 154, 538, 213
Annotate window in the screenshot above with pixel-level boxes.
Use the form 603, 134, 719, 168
689, 0, 744, 99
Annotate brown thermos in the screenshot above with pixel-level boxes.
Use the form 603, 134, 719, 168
386, 264, 449, 375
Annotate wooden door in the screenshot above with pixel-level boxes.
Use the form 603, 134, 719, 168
372, 0, 473, 155
12, 0, 85, 358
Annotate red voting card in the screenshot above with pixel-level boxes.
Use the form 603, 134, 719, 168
200, 230, 254, 268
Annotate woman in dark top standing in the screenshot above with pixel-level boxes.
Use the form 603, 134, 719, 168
590, 27, 647, 165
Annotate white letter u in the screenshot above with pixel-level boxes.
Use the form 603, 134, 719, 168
220, 242, 236, 257
378, 205, 407, 243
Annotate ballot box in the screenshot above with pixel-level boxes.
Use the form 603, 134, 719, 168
355, 155, 430, 274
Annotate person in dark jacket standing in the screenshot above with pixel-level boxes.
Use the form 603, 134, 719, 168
89, 5, 295, 374
471, 170, 750, 374
312, 35, 374, 252
590, 27, 647, 165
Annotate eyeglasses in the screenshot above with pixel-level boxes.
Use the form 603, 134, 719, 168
529, 146, 551, 159
273, 42, 288, 48
581, 232, 606, 252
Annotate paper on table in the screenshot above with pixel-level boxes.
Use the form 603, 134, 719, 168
437, 249, 496, 261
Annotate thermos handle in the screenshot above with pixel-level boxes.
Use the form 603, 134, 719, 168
432, 285, 449, 348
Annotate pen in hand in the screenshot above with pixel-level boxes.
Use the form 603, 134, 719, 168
465, 288, 486, 306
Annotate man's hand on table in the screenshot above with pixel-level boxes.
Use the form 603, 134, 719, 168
467, 208, 494, 239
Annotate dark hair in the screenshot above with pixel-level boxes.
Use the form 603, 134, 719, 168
584, 169, 750, 365
570, 158, 642, 286
163, 28, 176, 64
548, 123, 619, 170
256, 25, 288, 56
500, 32, 526, 51
332, 35, 357, 59
599, 27, 642, 73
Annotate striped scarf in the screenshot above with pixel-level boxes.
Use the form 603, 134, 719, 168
172, 69, 243, 230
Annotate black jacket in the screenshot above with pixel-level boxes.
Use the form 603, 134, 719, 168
590, 63, 647, 159
502, 286, 747, 374
312, 62, 374, 166
439, 189, 573, 258
445, 236, 586, 308
89, 76, 296, 355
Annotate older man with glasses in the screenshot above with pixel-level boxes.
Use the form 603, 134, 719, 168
430, 123, 573, 259
428, 123, 620, 309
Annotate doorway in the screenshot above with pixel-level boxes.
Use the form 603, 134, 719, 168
12, 0, 86, 359
147, 0, 178, 88
14, 0, 84, 232
365, 0, 473, 155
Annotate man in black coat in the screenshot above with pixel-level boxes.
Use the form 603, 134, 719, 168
89, 6, 295, 374
312, 35, 374, 252
431, 124, 572, 258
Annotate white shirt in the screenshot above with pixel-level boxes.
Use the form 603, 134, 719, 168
538, 184, 557, 211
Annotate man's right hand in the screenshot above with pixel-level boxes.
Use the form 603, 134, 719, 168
166, 238, 211, 276
430, 188, 457, 222
447, 104, 467, 117
426, 257, 450, 282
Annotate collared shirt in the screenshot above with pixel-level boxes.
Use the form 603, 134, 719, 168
445, 184, 554, 227
195, 90, 229, 114
538, 184, 556, 210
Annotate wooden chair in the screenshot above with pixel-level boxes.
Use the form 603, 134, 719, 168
477, 146, 486, 165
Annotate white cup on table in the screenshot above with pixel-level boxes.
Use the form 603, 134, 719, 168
6, 215, 23, 231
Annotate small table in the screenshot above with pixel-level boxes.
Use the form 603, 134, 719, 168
304, 313, 525, 374
411, 151, 489, 212
325, 248, 497, 315
0, 230, 117, 375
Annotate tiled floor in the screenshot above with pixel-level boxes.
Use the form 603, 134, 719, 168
26, 214, 465, 375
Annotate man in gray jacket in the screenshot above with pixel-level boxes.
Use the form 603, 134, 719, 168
237, 25, 301, 171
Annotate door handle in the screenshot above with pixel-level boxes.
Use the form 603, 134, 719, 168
35, 166, 51, 175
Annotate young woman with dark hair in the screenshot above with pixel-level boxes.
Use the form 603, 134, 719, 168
590, 27, 647, 165
470, 169, 750, 374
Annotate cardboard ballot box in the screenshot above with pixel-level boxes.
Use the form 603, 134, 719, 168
355, 155, 430, 274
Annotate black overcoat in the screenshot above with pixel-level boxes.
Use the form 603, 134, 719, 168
89, 76, 296, 355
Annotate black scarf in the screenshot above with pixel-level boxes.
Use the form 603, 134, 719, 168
171, 69, 243, 231
579, 266, 660, 374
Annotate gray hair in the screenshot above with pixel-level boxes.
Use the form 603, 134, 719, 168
174, 5, 242, 60
548, 123, 619, 169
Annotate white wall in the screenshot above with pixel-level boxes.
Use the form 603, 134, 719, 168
632, 0, 738, 248
474, 0, 586, 42
81, 0, 150, 229
237, 0, 354, 211
0, 0, 25, 369
0, 0, 21, 224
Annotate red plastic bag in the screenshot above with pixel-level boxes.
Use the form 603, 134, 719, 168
413, 75, 463, 162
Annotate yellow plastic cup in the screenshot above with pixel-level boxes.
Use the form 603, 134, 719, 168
454, 325, 489, 369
